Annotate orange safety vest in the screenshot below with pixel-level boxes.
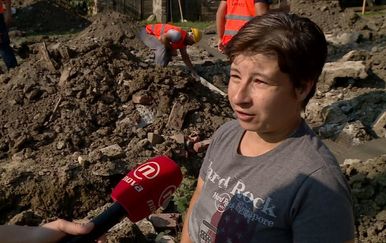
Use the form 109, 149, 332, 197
222, 0, 255, 46
0, 0, 11, 14
0, 0, 4, 14
145, 24, 187, 50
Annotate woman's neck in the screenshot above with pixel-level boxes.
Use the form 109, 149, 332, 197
238, 118, 302, 157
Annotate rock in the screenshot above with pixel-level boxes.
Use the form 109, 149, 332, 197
149, 213, 180, 230
136, 218, 156, 235
318, 123, 344, 138
132, 93, 153, 105
136, 104, 155, 128
78, 155, 89, 166
193, 139, 212, 153
318, 61, 368, 92
147, 132, 164, 145
325, 32, 360, 46
335, 120, 371, 146
56, 140, 65, 150
170, 133, 185, 144
376, 210, 386, 221
321, 105, 347, 124
343, 159, 361, 166
8, 210, 43, 226
59, 66, 71, 87
372, 111, 386, 138
167, 101, 188, 130
340, 50, 368, 62
99, 144, 123, 157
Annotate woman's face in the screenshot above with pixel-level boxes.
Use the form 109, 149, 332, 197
228, 53, 304, 135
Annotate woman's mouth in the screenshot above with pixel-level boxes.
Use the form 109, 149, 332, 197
235, 110, 254, 121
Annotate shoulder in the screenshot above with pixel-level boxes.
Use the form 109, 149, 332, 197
286, 122, 338, 166
287, 122, 350, 187
206, 120, 240, 152
212, 120, 240, 139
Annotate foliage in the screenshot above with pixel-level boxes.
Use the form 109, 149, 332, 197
173, 169, 197, 214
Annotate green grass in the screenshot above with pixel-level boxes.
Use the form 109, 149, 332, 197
361, 8, 386, 16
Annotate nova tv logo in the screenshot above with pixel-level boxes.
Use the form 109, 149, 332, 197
134, 161, 160, 180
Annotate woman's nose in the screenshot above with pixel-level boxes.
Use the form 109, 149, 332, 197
232, 82, 252, 105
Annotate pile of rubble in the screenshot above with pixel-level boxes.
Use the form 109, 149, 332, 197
0, 10, 233, 242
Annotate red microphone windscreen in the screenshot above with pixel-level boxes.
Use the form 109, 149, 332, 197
111, 155, 183, 222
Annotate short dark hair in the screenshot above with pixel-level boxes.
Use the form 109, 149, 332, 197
224, 12, 327, 108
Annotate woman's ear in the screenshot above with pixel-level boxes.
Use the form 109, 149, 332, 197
295, 80, 314, 102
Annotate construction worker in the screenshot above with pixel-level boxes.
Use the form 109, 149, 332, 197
0, 0, 17, 70
216, 0, 271, 53
138, 23, 202, 79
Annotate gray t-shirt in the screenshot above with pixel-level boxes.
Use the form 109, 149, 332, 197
189, 120, 354, 243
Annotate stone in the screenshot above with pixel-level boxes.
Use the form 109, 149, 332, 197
376, 210, 386, 221
372, 111, 386, 138
99, 144, 123, 157
78, 155, 89, 166
325, 32, 360, 46
56, 140, 65, 150
321, 105, 348, 124
148, 132, 164, 145
136, 218, 156, 235
167, 101, 188, 130
318, 61, 368, 92
340, 50, 368, 62
193, 139, 212, 153
149, 213, 180, 230
335, 120, 370, 146
59, 66, 71, 87
170, 133, 185, 144
343, 159, 361, 166
132, 93, 152, 105
8, 210, 43, 226
136, 104, 155, 128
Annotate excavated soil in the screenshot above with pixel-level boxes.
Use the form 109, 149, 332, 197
1, 0, 386, 242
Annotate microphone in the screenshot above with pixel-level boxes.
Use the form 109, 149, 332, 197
61, 155, 183, 243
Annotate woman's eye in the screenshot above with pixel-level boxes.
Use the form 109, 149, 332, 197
254, 79, 266, 84
231, 74, 240, 79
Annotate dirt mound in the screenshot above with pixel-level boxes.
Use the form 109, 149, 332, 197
291, 0, 386, 36
342, 156, 386, 242
0, 10, 233, 233
71, 11, 139, 47
13, 0, 90, 34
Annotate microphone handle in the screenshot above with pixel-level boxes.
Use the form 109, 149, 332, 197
60, 202, 127, 243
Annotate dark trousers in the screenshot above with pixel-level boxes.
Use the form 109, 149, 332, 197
138, 28, 172, 67
0, 13, 17, 69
